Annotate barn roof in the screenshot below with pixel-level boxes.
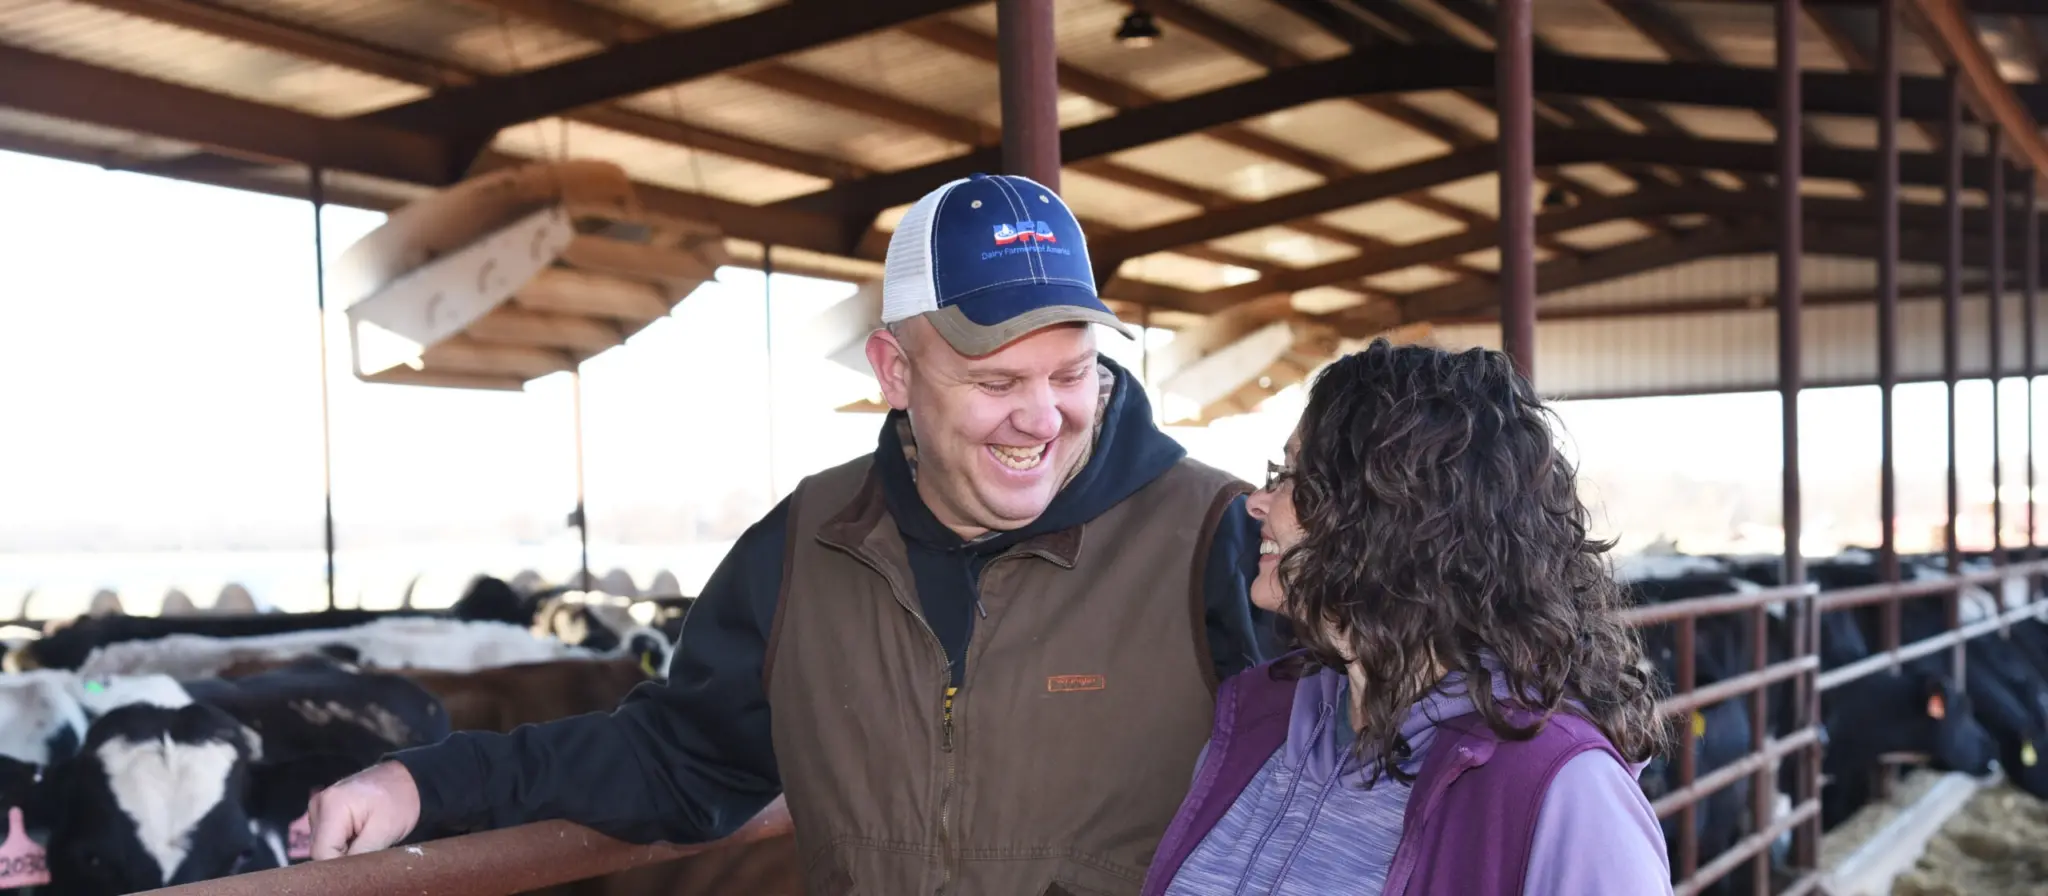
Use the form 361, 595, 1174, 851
2, 0, 2045, 346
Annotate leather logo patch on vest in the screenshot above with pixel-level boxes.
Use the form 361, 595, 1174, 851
1047, 674, 1107, 693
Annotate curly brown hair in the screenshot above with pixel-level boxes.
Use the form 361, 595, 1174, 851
1276, 339, 1666, 783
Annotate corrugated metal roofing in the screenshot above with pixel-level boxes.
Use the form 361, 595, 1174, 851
1532, 0, 1672, 63
487, 117, 829, 204
1207, 226, 1360, 269
584, 0, 782, 31
1318, 197, 1467, 245
1117, 251, 1259, 293
631, 74, 966, 173
1108, 132, 1323, 202
1240, 99, 1452, 173
948, 0, 1264, 102
1661, 1, 1854, 72
1056, 168, 1204, 230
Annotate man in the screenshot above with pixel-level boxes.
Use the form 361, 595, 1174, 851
306, 173, 1274, 894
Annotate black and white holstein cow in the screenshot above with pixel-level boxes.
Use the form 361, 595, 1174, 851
11, 575, 531, 672
6, 657, 449, 896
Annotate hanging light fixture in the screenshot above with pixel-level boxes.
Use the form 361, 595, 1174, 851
1117, 7, 1161, 47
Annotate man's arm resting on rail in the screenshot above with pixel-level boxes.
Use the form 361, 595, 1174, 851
390, 496, 792, 846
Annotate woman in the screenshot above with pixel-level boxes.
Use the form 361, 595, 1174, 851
1143, 340, 1672, 896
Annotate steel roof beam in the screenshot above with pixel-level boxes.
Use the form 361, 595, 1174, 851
0, 43, 453, 184
361, 0, 983, 141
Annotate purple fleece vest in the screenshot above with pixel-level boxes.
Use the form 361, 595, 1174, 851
1141, 655, 1627, 896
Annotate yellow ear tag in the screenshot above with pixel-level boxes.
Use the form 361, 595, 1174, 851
1691, 711, 1707, 738
640, 651, 659, 678
2025, 742, 2038, 768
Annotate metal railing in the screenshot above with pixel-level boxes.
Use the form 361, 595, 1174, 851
145, 800, 794, 896
118, 562, 2048, 896
1612, 558, 2048, 896
1621, 582, 1824, 896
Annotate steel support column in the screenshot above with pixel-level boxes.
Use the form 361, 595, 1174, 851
1498, 0, 1537, 382
1991, 133, 2008, 567
2028, 177, 2040, 559
1770, 4, 1803, 891
571, 369, 588, 591
1946, 68, 1965, 578
310, 167, 337, 612
1943, 68, 1968, 684
1871, 0, 1905, 814
996, 0, 1060, 191
1877, 0, 1902, 613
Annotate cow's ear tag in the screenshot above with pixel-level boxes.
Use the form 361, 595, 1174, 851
83, 680, 105, 694
1691, 711, 1706, 738
639, 651, 660, 678
0, 806, 50, 888
1927, 694, 1946, 720
2025, 741, 2039, 768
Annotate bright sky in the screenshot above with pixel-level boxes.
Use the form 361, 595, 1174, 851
0, 147, 2042, 573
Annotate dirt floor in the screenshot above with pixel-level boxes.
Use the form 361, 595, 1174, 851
1891, 783, 2048, 895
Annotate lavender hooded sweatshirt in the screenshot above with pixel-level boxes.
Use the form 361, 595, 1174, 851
1162, 664, 1673, 895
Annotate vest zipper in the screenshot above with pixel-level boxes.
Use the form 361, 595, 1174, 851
823, 544, 962, 894
821, 542, 1021, 895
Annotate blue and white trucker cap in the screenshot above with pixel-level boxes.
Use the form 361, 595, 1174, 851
882, 173, 1135, 356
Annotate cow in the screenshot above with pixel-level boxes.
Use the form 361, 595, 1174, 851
14, 576, 537, 672
69, 616, 664, 681
1622, 555, 2001, 894
215, 655, 656, 736
15, 657, 449, 896
523, 587, 676, 664
1893, 596, 2048, 801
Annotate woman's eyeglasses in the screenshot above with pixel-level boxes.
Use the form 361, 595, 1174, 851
1262, 460, 1295, 492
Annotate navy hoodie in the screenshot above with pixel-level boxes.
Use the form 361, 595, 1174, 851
392, 356, 1277, 845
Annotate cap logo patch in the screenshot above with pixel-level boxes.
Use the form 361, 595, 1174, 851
992, 221, 1058, 246
984, 220, 1071, 261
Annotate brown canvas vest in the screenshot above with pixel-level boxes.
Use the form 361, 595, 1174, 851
763, 454, 1248, 896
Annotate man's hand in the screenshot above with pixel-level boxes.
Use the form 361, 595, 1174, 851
306, 761, 423, 860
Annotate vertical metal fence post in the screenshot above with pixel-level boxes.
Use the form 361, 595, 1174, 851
310, 166, 337, 612
1945, 69, 1965, 577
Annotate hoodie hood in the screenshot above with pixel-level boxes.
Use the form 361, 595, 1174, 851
874, 353, 1187, 554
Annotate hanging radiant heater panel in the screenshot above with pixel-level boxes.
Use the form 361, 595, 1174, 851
332, 160, 729, 390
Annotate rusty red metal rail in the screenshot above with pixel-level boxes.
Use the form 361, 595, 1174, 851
142, 799, 794, 896
1620, 580, 1820, 896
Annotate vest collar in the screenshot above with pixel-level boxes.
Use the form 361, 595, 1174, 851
815, 465, 1086, 569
